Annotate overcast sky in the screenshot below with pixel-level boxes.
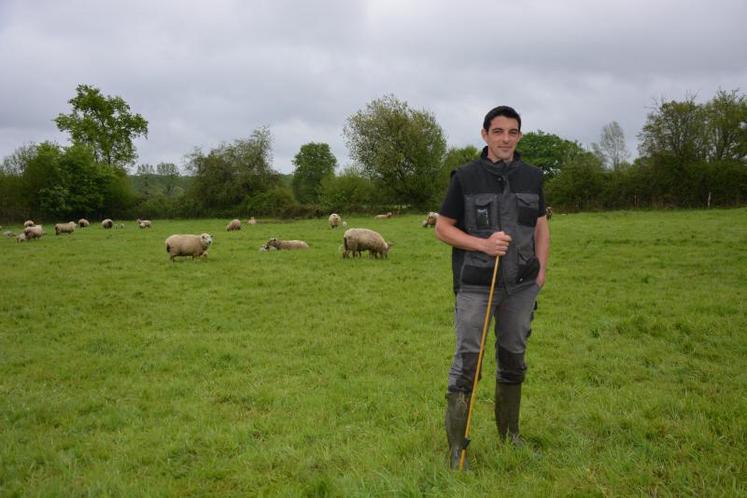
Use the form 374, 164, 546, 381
1, 0, 745, 174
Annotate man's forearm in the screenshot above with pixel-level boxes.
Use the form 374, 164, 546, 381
534, 216, 550, 280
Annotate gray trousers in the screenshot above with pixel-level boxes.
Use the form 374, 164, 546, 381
447, 283, 541, 393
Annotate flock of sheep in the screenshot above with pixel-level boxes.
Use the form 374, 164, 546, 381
4, 211, 445, 262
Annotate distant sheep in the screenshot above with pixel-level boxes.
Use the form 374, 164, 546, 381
246, 217, 257, 225
343, 228, 392, 259
374, 212, 393, 219
342, 221, 348, 228
165, 233, 213, 262
78, 218, 90, 228
421, 212, 439, 227
328, 213, 342, 228
24, 220, 35, 228
137, 219, 152, 229
3, 230, 15, 238
117, 223, 125, 229
545, 206, 553, 220
101, 219, 113, 229
264, 237, 309, 250
226, 219, 242, 231
23, 225, 43, 241
54, 221, 76, 235
16, 233, 26, 243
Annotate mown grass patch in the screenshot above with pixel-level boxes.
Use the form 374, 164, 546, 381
1, 210, 746, 496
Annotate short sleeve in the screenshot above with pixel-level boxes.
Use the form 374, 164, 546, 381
439, 172, 464, 220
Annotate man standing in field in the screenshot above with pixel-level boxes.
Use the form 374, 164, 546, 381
435, 105, 550, 469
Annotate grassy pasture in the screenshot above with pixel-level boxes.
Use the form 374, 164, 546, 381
1, 210, 746, 497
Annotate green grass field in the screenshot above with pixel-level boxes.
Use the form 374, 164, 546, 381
1, 210, 746, 497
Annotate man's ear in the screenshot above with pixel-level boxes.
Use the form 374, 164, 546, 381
480, 128, 488, 143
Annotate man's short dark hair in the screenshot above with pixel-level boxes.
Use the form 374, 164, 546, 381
483, 106, 521, 131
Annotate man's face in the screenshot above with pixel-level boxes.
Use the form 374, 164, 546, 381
481, 115, 522, 162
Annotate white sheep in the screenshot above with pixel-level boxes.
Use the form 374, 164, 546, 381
101, 218, 113, 229
328, 213, 342, 228
246, 217, 257, 225
137, 219, 152, 229
78, 218, 90, 228
54, 221, 76, 235
226, 219, 242, 231
342, 228, 392, 259
264, 237, 310, 250
165, 233, 213, 262
421, 211, 439, 228
16, 232, 26, 243
3, 230, 15, 238
23, 220, 35, 228
23, 225, 43, 241
342, 221, 348, 228
374, 212, 393, 219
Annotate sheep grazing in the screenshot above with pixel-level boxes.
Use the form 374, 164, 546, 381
545, 206, 553, 220
342, 221, 348, 228
23, 220, 35, 228
328, 213, 342, 229
264, 237, 310, 250
101, 218, 113, 229
246, 217, 257, 225
54, 221, 76, 235
226, 219, 242, 231
78, 218, 90, 228
16, 233, 26, 243
165, 233, 213, 262
421, 211, 439, 227
137, 219, 152, 229
342, 228, 392, 259
23, 225, 43, 241
374, 212, 393, 219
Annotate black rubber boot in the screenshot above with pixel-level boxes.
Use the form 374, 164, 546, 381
495, 383, 524, 447
445, 391, 470, 469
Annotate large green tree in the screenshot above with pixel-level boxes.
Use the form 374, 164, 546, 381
344, 95, 447, 209
186, 127, 279, 215
704, 89, 747, 162
291, 142, 337, 204
54, 84, 148, 169
518, 131, 586, 178
638, 95, 708, 166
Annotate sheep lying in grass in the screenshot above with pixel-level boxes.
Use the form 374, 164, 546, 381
101, 218, 113, 229
78, 218, 90, 227
165, 233, 213, 262
55, 221, 76, 235
263, 238, 309, 250
328, 213, 342, 228
374, 212, 393, 219
226, 219, 241, 231
421, 212, 439, 227
23, 225, 43, 241
3, 231, 15, 238
137, 219, 152, 229
342, 228, 392, 259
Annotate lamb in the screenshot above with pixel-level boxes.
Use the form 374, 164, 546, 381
101, 219, 113, 229
165, 233, 213, 262
421, 211, 439, 227
54, 221, 76, 235
23, 225, 43, 241
264, 237, 310, 250
16, 233, 26, 243
137, 219, 152, 229
226, 219, 242, 231
78, 218, 90, 227
545, 206, 553, 220
23, 220, 35, 228
246, 217, 257, 225
342, 228, 392, 259
374, 212, 393, 219
328, 213, 342, 228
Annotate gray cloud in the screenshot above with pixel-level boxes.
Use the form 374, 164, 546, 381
1, 0, 745, 173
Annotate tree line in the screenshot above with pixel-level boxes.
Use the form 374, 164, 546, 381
1, 85, 745, 222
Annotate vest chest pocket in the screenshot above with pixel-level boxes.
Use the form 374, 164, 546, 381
464, 193, 499, 234
516, 193, 539, 227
